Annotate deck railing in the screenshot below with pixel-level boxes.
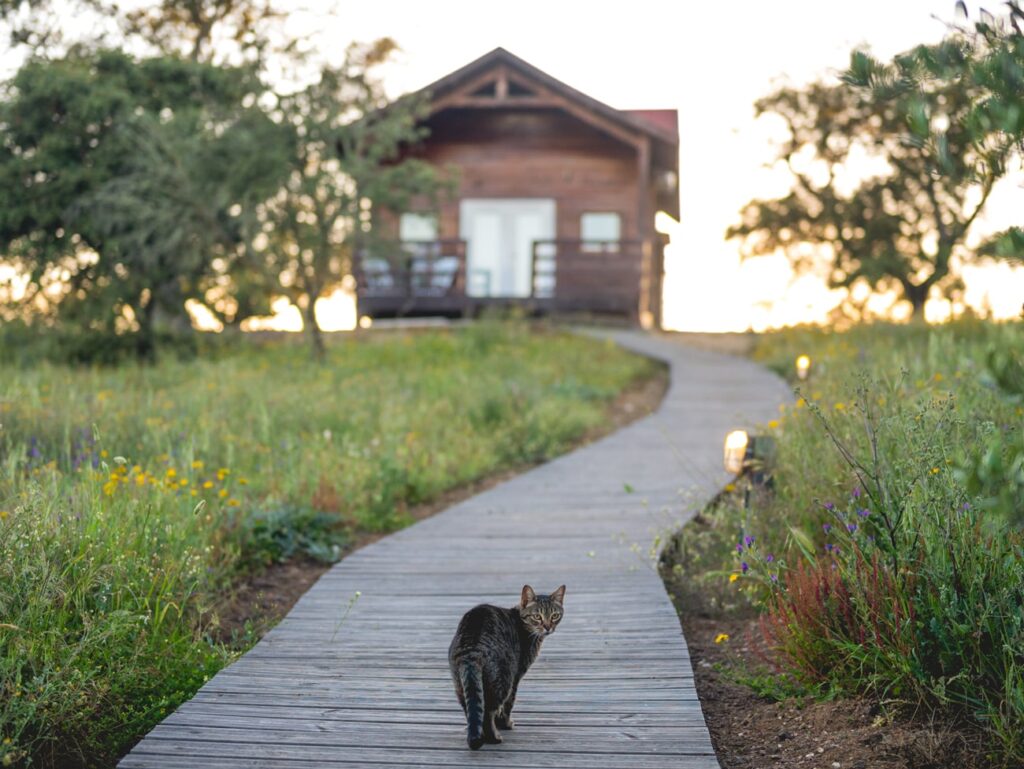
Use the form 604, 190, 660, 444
531, 239, 643, 315
354, 239, 468, 299
354, 238, 645, 318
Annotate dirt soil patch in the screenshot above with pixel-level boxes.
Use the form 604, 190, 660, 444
665, 571, 995, 769
213, 364, 668, 646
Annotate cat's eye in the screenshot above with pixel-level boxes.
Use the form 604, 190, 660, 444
551, 612, 562, 621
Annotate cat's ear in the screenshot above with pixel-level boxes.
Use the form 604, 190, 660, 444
550, 585, 566, 605
521, 585, 536, 607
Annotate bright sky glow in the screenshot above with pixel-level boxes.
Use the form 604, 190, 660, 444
5, 1, 1023, 332
273, 0, 1024, 331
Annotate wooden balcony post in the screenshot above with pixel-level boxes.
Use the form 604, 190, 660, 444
636, 136, 652, 326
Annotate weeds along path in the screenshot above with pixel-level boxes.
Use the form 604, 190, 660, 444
120, 330, 790, 769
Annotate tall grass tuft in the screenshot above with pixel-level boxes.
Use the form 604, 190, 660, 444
723, 320, 1024, 765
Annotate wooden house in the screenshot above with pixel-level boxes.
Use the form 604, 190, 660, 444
354, 48, 679, 327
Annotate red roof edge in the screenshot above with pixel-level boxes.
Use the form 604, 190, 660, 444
622, 110, 678, 137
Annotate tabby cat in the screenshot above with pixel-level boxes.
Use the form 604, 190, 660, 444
448, 584, 566, 750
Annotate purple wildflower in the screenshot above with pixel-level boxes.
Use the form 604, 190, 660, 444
825, 543, 834, 553
823, 523, 832, 534
857, 508, 870, 518
770, 573, 778, 583
852, 486, 861, 499
824, 502, 835, 511
961, 502, 971, 512
847, 523, 857, 533
736, 544, 743, 554
741, 561, 749, 574
744, 535, 755, 547
766, 553, 774, 563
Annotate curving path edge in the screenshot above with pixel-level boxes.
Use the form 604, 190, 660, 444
120, 330, 792, 769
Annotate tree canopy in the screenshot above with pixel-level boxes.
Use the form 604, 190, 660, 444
728, 34, 1019, 319
1, 1, 446, 361
0, 50, 292, 357
260, 38, 449, 357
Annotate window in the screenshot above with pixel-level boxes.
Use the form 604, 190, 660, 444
580, 212, 621, 252
400, 212, 439, 241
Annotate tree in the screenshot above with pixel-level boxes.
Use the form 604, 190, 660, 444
0, 49, 291, 358
119, 0, 284, 64
261, 38, 449, 358
869, 1, 1024, 263
1, 0, 108, 52
729, 38, 1015, 319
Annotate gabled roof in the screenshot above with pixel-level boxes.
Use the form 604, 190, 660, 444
418, 48, 679, 150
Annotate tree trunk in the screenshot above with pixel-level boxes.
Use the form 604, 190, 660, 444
905, 284, 928, 322
304, 295, 325, 360
136, 301, 157, 363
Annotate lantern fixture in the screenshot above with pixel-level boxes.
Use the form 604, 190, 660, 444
795, 354, 811, 381
723, 430, 750, 475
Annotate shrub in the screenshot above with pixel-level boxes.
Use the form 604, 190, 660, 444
733, 320, 1024, 764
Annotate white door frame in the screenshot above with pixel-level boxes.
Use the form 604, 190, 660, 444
459, 198, 556, 298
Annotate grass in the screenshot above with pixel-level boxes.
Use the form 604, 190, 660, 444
663, 318, 1024, 766
0, 321, 658, 768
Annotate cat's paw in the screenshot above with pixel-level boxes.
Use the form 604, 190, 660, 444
484, 731, 503, 744
496, 716, 515, 730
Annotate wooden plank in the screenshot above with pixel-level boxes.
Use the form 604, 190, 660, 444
119, 331, 790, 769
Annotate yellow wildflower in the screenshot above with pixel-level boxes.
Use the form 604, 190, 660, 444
238, 478, 249, 485
714, 633, 730, 643
0, 510, 8, 520
724, 483, 736, 493
203, 481, 214, 489
166, 468, 177, 479
729, 573, 739, 583
100, 449, 109, 458
191, 460, 204, 470
227, 498, 241, 507
218, 489, 228, 499
834, 402, 846, 411
767, 419, 779, 429
930, 467, 940, 475
179, 478, 189, 487
934, 372, 944, 382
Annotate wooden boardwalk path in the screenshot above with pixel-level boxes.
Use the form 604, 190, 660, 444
121, 331, 790, 769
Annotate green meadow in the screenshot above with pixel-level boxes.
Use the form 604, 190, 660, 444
0, 323, 657, 768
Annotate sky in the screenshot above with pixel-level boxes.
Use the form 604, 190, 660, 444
5, 0, 1023, 331
276, 0, 1022, 331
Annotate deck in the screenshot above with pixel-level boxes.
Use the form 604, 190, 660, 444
119, 330, 791, 769
354, 239, 654, 320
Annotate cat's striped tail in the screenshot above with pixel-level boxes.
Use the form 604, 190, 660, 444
458, 661, 485, 750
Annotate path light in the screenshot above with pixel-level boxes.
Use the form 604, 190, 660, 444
723, 430, 749, 475
795, 354, 811, 381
